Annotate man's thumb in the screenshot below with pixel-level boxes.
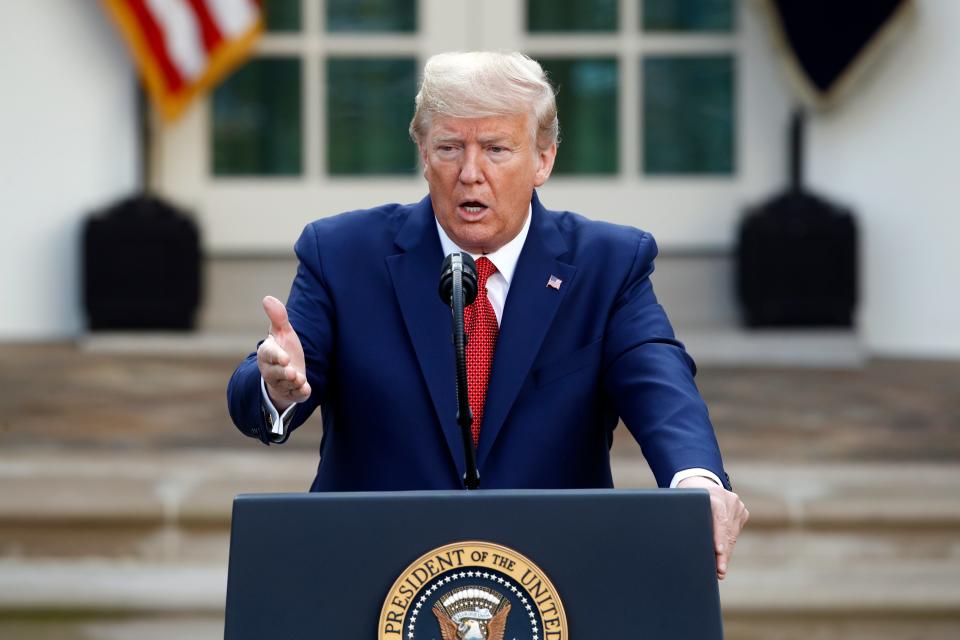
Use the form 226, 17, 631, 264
262, 295, 291, 334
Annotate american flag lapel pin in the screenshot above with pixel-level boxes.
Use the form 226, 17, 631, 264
546, 275, 563, 290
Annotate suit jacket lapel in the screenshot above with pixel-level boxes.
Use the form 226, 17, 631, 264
385, 197, 465, 481
476, 193, 577, 467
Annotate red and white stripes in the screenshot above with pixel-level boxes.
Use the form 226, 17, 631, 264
103, 0, 262, 121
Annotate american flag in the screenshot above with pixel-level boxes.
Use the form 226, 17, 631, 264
103, 0, 263, 121
547, 275, 563, 290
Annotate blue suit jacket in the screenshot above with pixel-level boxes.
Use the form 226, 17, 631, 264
227, 193, 729, 491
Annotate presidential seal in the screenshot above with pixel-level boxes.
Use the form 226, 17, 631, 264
379, 541, 567, 640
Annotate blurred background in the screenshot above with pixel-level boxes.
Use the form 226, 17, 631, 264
1, 0, 958, 638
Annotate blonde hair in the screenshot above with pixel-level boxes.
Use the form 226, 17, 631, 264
409, 51, 559, 151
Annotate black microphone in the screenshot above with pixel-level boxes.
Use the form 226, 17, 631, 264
438, 252, 480, 490
438, 252, 478, 308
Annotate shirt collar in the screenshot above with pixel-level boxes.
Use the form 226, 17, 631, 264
434, 204, 531, 286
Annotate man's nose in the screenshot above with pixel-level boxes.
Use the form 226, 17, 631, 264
458, 147, 485, 184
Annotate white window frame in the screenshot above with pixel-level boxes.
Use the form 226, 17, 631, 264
153, 0, 791, 255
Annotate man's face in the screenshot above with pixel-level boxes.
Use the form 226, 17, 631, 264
420, 113, 557, 254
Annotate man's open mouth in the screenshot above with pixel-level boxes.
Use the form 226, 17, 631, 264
459, 201, 487, 213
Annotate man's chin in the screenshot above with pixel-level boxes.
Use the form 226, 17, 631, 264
450, 230, 494, 255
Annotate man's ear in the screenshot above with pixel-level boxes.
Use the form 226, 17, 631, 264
533, 143, 557, 187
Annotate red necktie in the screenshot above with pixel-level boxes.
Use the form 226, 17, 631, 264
465, 256, 499, 447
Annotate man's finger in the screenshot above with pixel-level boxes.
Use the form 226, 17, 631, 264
711, 495, 728, 552
290, 381, 311, 402
710, 496, 731, 579
262, 295, 292, 335
267, 363, 304, 383
718, 494, 748, 579
271, 380, 312, 403
258, 337, 290, 367
263, 363, 308, 388
718, 534, 735, 578
720, 529, 739, 578
261, 364, 293, 385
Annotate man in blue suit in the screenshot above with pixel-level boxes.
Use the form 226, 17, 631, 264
228, 52, 748, 578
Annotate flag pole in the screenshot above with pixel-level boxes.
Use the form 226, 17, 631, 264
137, 82, 152, 194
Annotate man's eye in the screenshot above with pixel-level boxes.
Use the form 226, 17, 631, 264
489, 146, 506, 154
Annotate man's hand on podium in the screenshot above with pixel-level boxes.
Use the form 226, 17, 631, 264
258, 295, 311, 413
677, 476, 749, 581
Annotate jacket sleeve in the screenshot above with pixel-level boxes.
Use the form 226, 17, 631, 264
600, 230, 731, 489
227, 223, 335, 444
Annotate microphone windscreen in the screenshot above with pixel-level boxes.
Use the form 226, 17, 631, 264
438, 252, 478, 307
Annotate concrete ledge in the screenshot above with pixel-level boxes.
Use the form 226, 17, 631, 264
723, 463, 960, 528
0, 475, 164, 523
1, 453, 958, 529
0, 455, 958, 626
0, 451, 313, 525
680, 329, 865, 368
614, 461, 960, 528
78, 332, 262, 357
720, 563, 960, 614
722, 616, 960, 640
77, 329, 866, 368
0, 561, 225, 613
2, 559, 959, 617
0, 615, 224, 640
0, 613, 956, 640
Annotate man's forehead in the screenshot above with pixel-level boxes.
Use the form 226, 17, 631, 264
428, 113, 531, 140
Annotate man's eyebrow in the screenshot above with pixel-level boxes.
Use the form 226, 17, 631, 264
477, 134, 513, 145
430, 135, 464, 145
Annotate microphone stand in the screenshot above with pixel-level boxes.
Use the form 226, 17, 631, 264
449, 255, 480, 490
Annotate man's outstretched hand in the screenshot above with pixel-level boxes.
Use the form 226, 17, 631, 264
257, 295, 311, 412
676, 476, 749, 580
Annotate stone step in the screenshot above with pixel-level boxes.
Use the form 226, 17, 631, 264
1, 557, 958, 617
79, 331, 264, 358
2, 451, 956, 529
1, 614, 957, 640
0, 561, 224, 613
1, 452, 958, 636
79, 328, 865, 368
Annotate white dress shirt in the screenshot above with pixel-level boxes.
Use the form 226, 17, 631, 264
434, 204, 532, 324
261, 205, 721, 489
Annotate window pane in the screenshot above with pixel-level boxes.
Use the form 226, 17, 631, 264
326, 58, 418, 175
527, 0, 617, 32
264, 0, 301, 32
540, 58, 618, 175
326, 0, 417, 32
643, 55, 734, 174
642, 0, 734, 32
212, 58, 302, 176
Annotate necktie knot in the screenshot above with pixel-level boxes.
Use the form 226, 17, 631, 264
475, 256, 497, 290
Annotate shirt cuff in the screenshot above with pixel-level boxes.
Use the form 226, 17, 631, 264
260, 377, 298, 439
670, 468, 723, 489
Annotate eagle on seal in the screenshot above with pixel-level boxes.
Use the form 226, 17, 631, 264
432, 600, 510, 640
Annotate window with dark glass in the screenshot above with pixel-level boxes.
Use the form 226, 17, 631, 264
642, 55, 735, 174
642, 0, 734, 33
540, 58, 619, 175
212, 57, 303, 176
326, 0, 417, 32
326, 58, 418, 175
527, 0, 618, 32
263, 0, 301, 32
